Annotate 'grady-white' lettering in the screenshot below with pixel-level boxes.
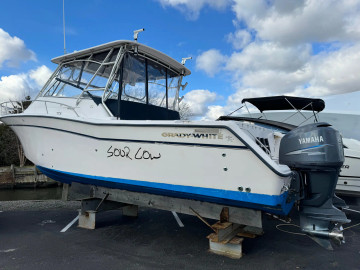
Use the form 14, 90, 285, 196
161, 132, 223, 139
298, 136, 324, 144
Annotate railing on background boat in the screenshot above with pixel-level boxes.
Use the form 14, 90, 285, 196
0, 101, 24, 116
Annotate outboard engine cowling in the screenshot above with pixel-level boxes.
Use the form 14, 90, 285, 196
279, 122, 350, 249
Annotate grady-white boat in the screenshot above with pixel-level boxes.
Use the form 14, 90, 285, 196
0, 41, 349, 246
232, 96, 360, 197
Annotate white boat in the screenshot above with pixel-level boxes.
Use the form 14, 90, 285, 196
337, 138, 360, 196
0, 40, 349, 246
0, 101, 23, 116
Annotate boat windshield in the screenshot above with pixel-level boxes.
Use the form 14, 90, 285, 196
43, 49, 120, 99
40, 47, 182, 114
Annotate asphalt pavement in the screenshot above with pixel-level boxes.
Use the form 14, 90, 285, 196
0, 199, 359, 270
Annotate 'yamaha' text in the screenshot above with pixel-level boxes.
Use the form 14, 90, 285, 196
298, 136, 324, 144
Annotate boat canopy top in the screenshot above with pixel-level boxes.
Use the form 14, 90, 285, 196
52, 40, 191, 76
37, 40, 191, 120
242, 96, 325, 112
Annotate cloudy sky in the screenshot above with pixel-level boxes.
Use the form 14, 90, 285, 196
0, 0, 360, 119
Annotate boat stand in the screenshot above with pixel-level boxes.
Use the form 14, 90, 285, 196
64, 183, 263, 258
207, 222, 263, 259
190, 206, 263, 259
78, 197, 138, 229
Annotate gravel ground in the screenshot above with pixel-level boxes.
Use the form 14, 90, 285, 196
0, 200, 80, 211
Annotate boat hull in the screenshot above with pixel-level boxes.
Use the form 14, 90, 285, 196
337, 154, 360, 196
1, 114, 293, 215
38, 166, 292, 214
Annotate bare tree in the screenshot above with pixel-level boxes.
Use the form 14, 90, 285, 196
179, 101, 192, 120
0, 98, 30, 167
16, 136, 27, 167
0, 124, 19, 166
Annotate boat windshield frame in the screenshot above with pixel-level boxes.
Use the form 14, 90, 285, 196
36, 43, 185, 118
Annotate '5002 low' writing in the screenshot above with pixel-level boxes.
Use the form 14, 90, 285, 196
107, 146, 161, 160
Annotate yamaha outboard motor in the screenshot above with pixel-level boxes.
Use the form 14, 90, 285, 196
279, 122, 350, 249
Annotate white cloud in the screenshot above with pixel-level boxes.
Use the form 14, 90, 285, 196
307, 44, 360, 95
0, 73, 31, 102
196, 42, 313, 95
226, 42, 311, 72
196, 41, 360, 104
226, 29, 252, 50
232, 0, 360, 45
29, 65, 52, 87
0, 65, 52, 102
227, 43, 360, 98
157, 0, 230, 19
272, 0, 305, 14
242, 69, 311, 93
161, 0, 360, 116
227, 88, 272, 107
0, 28, 36, 68
159, 0, 360, 45
231, 0, 268, 23
196, 49, 227, 77
183, 89, 217, 116
203, 105, 225, 120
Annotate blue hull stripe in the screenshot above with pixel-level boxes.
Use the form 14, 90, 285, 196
38, 166, 294, 215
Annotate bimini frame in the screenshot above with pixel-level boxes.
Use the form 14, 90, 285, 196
240, 95, 326, 126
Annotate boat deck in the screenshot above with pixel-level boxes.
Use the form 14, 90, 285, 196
0, 199, 359, 270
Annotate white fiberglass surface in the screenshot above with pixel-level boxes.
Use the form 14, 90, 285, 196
7, 120, 290, 196
234, 121, 286, 164
2, 114, 291, 178
343, 138, 360, 155
24, 97, 110, 119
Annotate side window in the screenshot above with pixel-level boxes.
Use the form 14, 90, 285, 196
119, 52, 181, 111
167, 73, 180, 111
121, 54, 146, 103
148, 61, 167, 108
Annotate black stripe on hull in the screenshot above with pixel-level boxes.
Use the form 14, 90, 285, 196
3, 114, 292, 177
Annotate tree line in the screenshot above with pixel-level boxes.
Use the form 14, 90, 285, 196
0, 124, 30, 167
0, 99, 31, 167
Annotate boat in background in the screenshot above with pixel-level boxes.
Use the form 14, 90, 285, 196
233, 97, 360, 197
337, 138, 360, 196
0, 101, 23, 116
0, 41, 349, 248
246, 111, 360, 141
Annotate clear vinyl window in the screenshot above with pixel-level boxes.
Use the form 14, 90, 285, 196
120, 52, 180, 110
43, 49, 118, 98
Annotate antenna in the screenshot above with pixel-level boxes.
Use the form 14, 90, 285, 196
181, 57, 192, 65
133, 28, 145, 42
63, 0, 67, 54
